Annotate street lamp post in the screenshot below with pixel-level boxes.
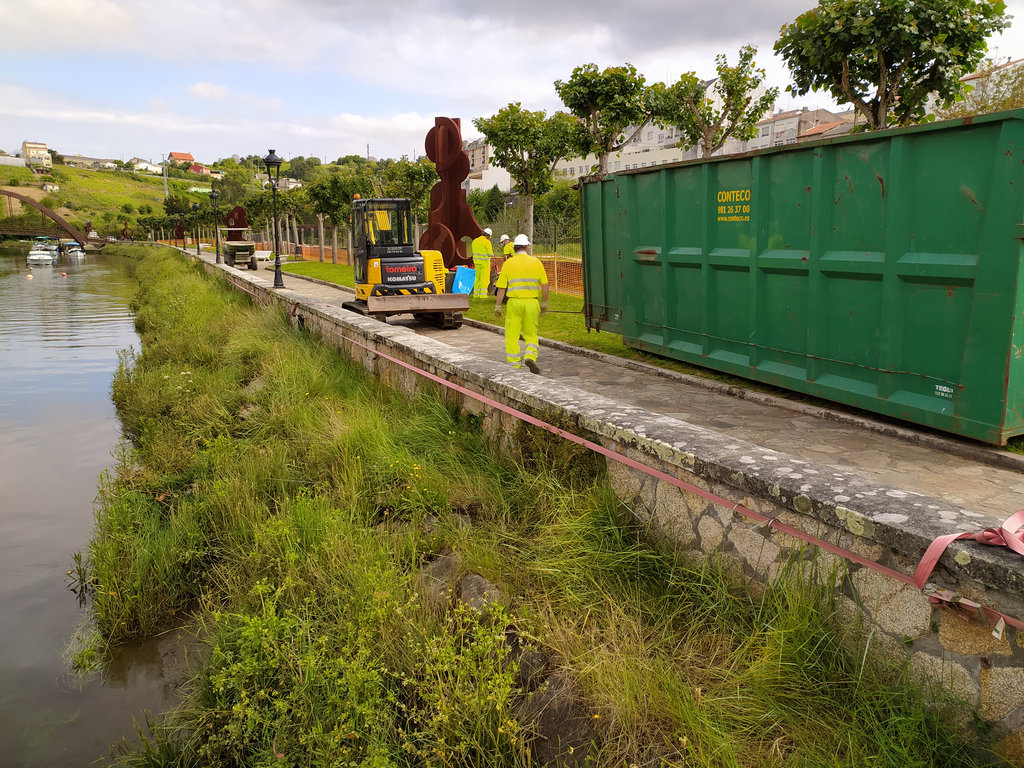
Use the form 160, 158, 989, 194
210, 189, 221, 264
192, 203, 200, 255
264, 149, 285, 288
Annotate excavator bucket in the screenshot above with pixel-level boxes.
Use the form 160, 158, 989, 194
366, 293, 468, 315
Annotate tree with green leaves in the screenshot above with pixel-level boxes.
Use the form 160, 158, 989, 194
305, 170, 373, 263
212, 165, 255, 207
535, 179, 579, 225
380, 156, 438, 235
333, 154, 374, 169
163, 193, 193, 216
466, 189, 487, 222
474, 104, 576, 243
775, 0, 1010, 129
285, 156, 323, 183
657, 45, 779, 159
482, 185, 505, 222
934, 58, 1024, 119
555, 63, 659, 175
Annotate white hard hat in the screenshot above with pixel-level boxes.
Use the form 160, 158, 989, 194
483, 227, 492, 236
500, 234, 509, 242
513, 234, 530, 246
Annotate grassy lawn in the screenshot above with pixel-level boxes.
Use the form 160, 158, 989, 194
281, 260, 355, 286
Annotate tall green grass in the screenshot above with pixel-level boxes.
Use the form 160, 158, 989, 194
90, 245, 1004, 767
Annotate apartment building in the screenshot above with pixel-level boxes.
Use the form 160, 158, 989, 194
463, 137, 512, 193
21, 141, 51, 171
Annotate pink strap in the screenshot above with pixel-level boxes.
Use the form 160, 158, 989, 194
913, 509, 1024, 588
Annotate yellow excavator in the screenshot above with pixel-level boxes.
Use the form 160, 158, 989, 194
341, 197, 468, 329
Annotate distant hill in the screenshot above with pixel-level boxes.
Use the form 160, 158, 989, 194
0, 164, 207, 237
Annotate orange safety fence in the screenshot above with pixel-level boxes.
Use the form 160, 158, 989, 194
490, 253, 585, 297
153, 239, 352, 264
153, 240, 585, 295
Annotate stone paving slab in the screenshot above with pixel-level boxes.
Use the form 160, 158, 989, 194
209, 255, 1023, 528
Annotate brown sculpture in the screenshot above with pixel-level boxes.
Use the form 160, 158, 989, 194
222, 205, 250, 241
419, 116, 485, 269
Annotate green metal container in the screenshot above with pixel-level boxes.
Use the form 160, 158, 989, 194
581, 110, 1024, 445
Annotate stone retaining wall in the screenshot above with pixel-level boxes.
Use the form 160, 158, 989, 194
201, 259, 1024, 759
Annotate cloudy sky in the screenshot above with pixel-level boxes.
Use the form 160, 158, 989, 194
3, 0, 1023, 165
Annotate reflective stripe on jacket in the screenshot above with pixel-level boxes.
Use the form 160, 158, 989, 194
471, 235, 493, 258
496, 253, 548, 299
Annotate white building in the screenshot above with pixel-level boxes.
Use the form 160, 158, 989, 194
925, 57, 1024, 115
131, 157, 163, 174
21, 141, 51, 170
65, 154, 116, 170
463, 137, 512, 193
554, 105, 855, 179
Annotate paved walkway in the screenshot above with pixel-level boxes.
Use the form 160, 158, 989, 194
206, 254, 1024, 525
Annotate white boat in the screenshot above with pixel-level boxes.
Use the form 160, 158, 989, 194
27, 247, 56, 265
66, 244, 85, 258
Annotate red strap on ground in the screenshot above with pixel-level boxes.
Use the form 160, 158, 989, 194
913, 509, 1024, 589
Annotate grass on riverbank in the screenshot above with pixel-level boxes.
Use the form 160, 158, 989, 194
90, 245, 1002, 767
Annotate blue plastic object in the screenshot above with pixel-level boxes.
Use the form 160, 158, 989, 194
451, 266, 475, 295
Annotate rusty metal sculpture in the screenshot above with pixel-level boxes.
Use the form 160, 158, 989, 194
220, 205, 258, 269
419, 116, 485, 269
174, 217, 185, 245
222, 205, 250, 240
120, 222, 134, 240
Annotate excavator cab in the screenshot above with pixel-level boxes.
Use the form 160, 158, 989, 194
344, 197, 467, 328
352, 198, 417, 289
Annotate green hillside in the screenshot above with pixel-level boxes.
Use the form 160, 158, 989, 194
0, 164, 207, 235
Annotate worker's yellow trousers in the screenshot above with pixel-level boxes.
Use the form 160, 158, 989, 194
472, 257, 490, 298
504, 297, 540, 368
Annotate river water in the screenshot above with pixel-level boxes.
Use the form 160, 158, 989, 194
0, 245, 183, 766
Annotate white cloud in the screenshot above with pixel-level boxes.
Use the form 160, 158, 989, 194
187, 82, 228, 100
3, 0, 1024, 163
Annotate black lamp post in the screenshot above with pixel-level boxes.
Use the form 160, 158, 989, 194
263, 149, 285, 288
210, 189, 221, 264
191, 203, 200, 255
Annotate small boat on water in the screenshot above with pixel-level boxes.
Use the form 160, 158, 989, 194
66, 244, 85, 258
27, 247, 57, 265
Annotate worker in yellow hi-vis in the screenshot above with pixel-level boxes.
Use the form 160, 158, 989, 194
471, 227, 493, 298
492, 234, 513, 295
493, 234, 548, 374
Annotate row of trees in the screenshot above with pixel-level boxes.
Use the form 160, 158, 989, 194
474, 0, 1010, 242
140, 155, 440, 262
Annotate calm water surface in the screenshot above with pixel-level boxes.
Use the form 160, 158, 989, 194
0, 246, 182, 766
